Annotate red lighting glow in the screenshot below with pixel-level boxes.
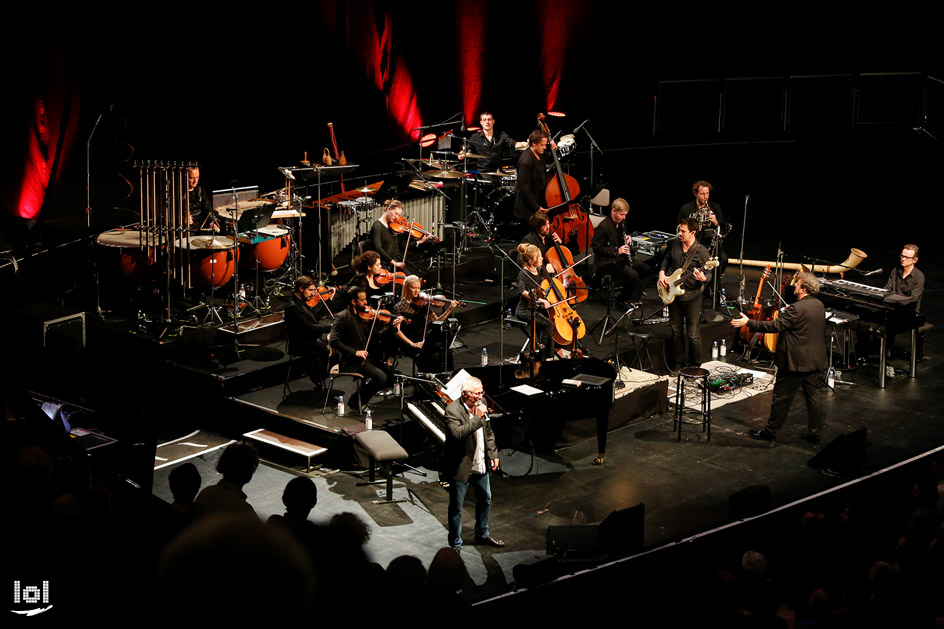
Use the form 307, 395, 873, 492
456, 2, 486, 126
538, 0, 592, 112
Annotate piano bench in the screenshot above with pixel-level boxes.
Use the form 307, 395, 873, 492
354, 430, 410, 505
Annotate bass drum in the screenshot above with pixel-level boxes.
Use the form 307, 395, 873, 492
95, 229, 160, 281
485, 186, 524, 241
241, 224, 291, 272
177, 235, 239, 289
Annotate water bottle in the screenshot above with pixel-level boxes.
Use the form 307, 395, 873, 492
481, 347, 488, 367
712, 340, 719, 360
364, 408, 372, 431
826, 367, 835, 389
337, 395, 345, 417
720, 338, 727, 359
238, 283, 246, 301
393, 379, 401, 397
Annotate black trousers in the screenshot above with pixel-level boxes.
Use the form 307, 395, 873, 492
766, 368, 825, 435
668, 296, 703, 368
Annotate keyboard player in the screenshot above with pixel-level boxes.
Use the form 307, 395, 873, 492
885, 243, 925, 358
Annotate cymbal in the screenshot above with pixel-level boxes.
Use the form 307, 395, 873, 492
462, 152, 486, 159
425, 170, 465, 180
421, 158, 457, 169
354, 185, 376, 193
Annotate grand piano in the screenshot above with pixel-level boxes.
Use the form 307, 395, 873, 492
817, 278, 921, 388
404, 358, 617, 456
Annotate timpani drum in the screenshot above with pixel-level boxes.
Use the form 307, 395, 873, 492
177, 235, 238, 289
241, 224, 291, 272
95, 229, 160, 281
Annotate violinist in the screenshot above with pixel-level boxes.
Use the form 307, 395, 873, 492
329, 286, 399, 411
516, 243, 554, 360
392, 275, 459, 372
352, 251, 390, 304
592, 198, 645, 309
513, 129, 557, 224
370, 199, 429, 270
284, 275, 337, 389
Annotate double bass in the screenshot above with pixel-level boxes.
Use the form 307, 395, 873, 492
537, 113, 594, 253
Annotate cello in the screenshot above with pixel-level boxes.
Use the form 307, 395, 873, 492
537, 113, 594, 253
540, 263, 586, 354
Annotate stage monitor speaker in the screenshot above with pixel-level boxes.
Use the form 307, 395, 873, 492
546, 525, 601, 563
729, 484, 771, 519
807, 427, 868, 477
598, 502, 645, 557
512, 554, 558, 588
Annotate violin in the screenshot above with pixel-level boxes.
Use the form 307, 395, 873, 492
411, 293, 465, 309
357, 306, 410, 325
389, 215, 441, 243
305, 285, 336, 308
374, 269, 415, 286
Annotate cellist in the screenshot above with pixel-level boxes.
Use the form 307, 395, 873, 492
516, 243, 556, 361
520, 211, 561, 258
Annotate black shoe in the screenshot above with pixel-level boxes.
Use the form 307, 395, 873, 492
475, 536, 505, 548
802, 433, 821, 445
749, 428, 775, 441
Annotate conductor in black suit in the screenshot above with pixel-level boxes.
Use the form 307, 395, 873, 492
443, 376, 503, 550
731, 272, 827, 443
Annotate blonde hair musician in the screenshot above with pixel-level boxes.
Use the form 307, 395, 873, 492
515, 243, 555, 360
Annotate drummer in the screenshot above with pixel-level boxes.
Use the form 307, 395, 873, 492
187, 167, 219, 232
458, 111, 527, 173
370, 199, 429, 271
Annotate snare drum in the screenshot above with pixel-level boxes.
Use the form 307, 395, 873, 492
95, 229, 160, 280
177, 235, 238, 289
241, 224, 291, 272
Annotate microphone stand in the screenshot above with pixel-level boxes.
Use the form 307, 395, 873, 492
736, 195, 750, 308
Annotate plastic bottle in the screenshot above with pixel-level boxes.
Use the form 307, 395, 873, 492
364, 408, 372, 431
481, 347, 488, 367
337, 395, 345, 417
712, 340, 719, 360
720, 338, 727, 359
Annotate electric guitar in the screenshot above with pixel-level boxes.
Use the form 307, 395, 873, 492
658, 259, 719, 305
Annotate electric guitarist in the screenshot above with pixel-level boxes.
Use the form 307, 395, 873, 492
658, 218, 713, 370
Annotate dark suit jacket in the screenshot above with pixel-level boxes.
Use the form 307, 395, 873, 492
514, 148, 548, 220
747, 296, 828, 372
592, 216, 628, 270
329, 309, 369, 367
443, 399, 497, 483
284, 294, 331, 355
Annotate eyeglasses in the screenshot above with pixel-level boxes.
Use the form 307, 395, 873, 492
900, 255, 916, 260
